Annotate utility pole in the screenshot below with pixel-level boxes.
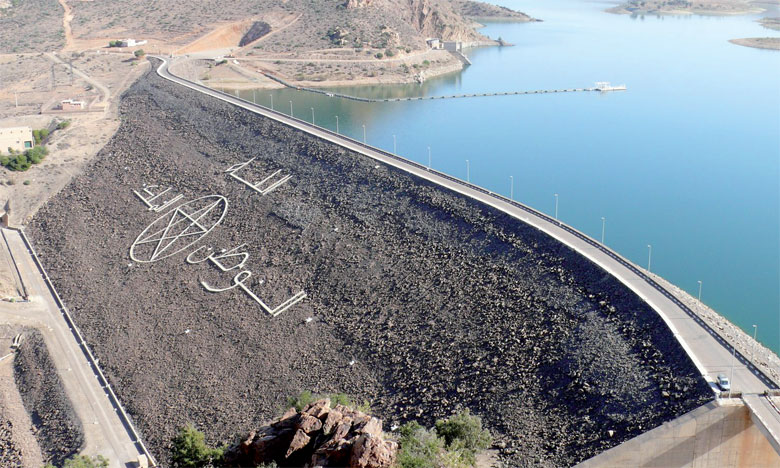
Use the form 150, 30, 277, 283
554, 193, 559, 221
427, 146, 431, 169
51, 64, 56, 90
697, 280, 702, 302
466, 160, 470, 182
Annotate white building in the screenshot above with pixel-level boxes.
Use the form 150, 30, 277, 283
60, 99, 86, 111
119, 38, 148, 47
0, 127, 34, 153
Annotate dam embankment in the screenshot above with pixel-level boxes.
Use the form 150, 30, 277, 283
27, 64, 712, 467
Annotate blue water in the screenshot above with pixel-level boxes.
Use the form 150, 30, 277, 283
243, 0, 780, 353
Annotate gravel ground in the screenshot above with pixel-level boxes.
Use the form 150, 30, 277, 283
13, 328, 84, 466
27, 65, 712, 467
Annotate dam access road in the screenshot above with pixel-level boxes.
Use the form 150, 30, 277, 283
154, 57, 780, 441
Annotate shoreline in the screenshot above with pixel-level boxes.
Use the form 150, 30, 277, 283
175, 43, 502, 92
729, 37, 780, 49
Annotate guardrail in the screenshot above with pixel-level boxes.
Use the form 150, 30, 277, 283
14, 228, 157, 467
158, 58, 780, 392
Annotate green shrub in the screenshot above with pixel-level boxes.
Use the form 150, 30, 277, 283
397, 411, 492, 468
23, 180, 30, 185
435, 410, 491, 451
57, 120, 71, 129
54, 454, 109, 468
385, 48, 395, 57
398, 422, 445, 468
171, 424, 223, 467
134, 49, 145, 58
288, 390, 315, 411
32, 128, 49, 145
375, 52, 383, 59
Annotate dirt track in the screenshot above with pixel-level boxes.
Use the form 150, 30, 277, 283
27, 65, 712, 467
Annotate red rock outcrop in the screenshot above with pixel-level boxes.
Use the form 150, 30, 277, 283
223, 399, 397, 468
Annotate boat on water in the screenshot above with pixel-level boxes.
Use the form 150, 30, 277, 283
594, 81, 627, 91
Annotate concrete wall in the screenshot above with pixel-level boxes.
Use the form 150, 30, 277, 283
576, 400, 780, 468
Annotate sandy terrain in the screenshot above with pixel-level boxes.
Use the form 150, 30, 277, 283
0, 52, 149, 225
729, 37, 780, 49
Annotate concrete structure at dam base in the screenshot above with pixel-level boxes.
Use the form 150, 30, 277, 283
577, 398, 780, 468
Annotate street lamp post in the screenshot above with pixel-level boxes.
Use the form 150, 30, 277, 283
270, 94, 273, 110
729, 345, 736, 398
510, 176, 514, 200
427, 146, 431, 169
554, 193, 559, 221
393, 134, 397, 153
697, 280, 702, 302
252, 88, 256, 104
335, 115, 339, 134
601, 217, 606, 244
311, 107, 314, 124
289, 100, 293, 117
362, 124, 366, 143
647, 244, 652, 272
466, 160, 470, 182
753, 324, 757, 341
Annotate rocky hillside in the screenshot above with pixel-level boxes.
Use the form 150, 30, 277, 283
13, 329, 84, 466
27, 63, 712, 467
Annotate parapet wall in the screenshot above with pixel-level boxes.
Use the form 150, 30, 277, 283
576, 400, 780, 468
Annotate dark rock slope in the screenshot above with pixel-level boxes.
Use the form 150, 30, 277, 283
27, 64, 712, 467
13, 329, 84, 466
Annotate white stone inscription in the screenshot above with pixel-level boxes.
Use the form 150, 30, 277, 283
225, 158, 292, 196
132, 184, 185, 212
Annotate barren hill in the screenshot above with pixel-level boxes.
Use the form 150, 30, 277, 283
0, 0, 533, 54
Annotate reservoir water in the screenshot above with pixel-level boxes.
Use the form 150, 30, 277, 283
241, 0, 780, 353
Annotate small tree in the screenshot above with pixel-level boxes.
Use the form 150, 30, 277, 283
434, 410, 491, 452
134, 49, 146, 58
171, 424, 223, 467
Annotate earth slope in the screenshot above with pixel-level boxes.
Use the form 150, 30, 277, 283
27, 64, 712, 466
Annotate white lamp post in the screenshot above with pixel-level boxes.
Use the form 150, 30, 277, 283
647, 244, 652, 272
697, 280, 702, 302
466, 160, 470, 182
335, 115, 339, 134
554, 193, 559, 221
362, 124, 366, 143
427, 146, 431, 169
601, 217, 606, 244
510, 176, 514, 200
